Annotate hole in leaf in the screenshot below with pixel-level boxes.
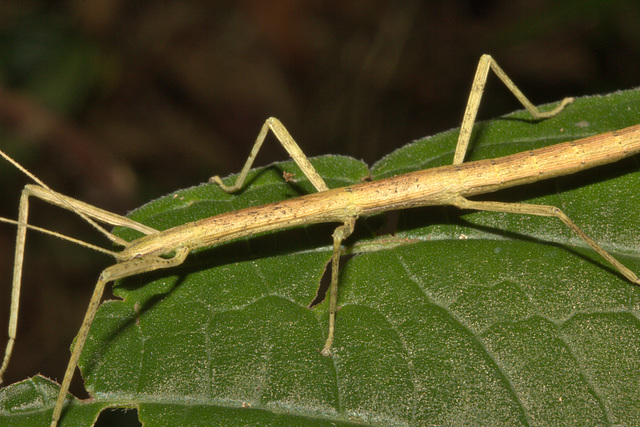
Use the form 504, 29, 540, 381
95, 407, 141, 426
308, 253, 355, 308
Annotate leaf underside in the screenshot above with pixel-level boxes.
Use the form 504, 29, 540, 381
2, 89, 640, 426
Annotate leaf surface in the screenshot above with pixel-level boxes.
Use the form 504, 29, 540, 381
2, 89, 640, 426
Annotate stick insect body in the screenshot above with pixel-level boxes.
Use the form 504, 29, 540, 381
1, 55, 639, 426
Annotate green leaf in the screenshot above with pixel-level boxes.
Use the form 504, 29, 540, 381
0, 376, 108, 426
2, 89, 640, 425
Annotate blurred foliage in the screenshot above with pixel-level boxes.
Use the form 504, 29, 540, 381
0, 14, 103, 113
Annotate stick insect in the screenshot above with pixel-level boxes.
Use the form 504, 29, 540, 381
1, 55, 639, 426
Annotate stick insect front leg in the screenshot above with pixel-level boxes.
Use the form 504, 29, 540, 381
0, 159, 173, 426
0, 147, 163, 386
0, 183, 159, 384
0, 178, 194, 426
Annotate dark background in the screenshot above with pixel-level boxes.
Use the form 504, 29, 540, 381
0, 0, 638, 420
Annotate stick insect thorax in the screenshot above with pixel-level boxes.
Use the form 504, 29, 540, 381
0, 54, 638, 426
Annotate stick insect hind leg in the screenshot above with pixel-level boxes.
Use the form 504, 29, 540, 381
449, 197, 640, 285
448, 57, 639, 286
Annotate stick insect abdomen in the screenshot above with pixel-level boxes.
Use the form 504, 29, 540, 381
454, 124, 640, 197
